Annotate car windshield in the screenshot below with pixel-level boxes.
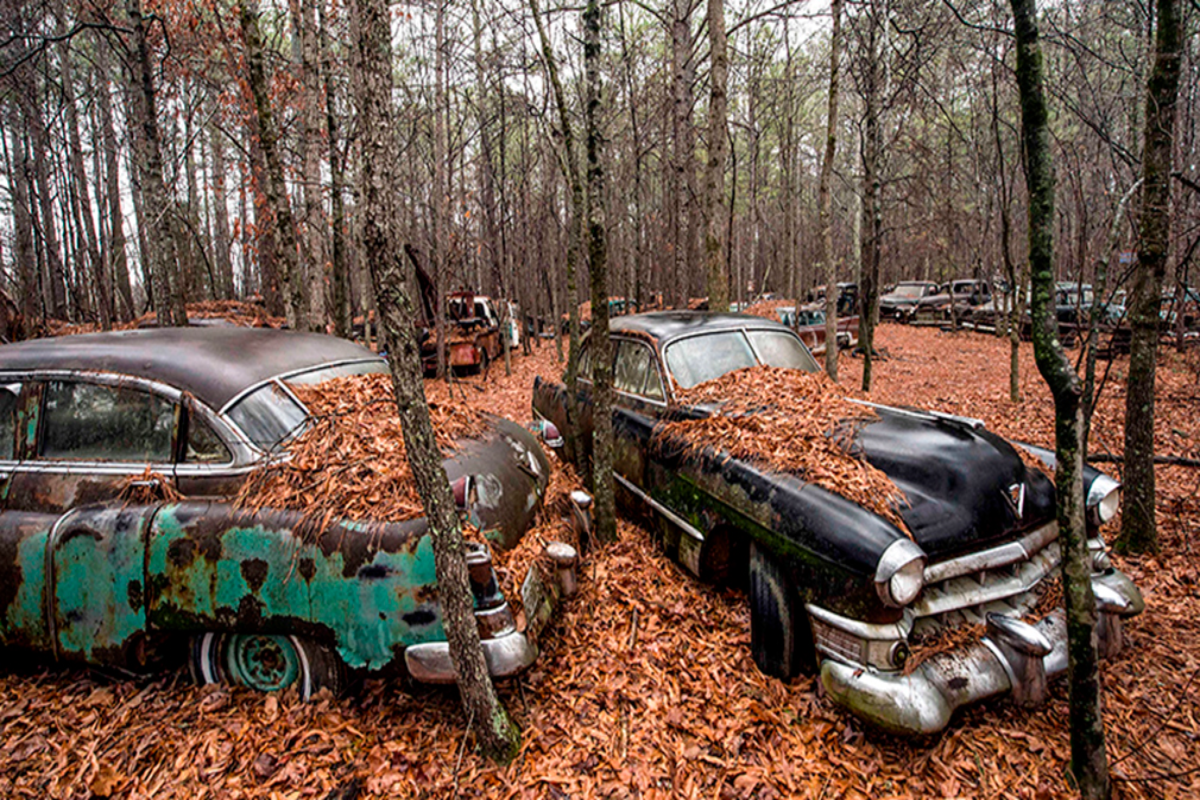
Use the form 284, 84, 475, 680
229, 360, 388, 450
894, 284, 925, 297
665, 329, 818, 389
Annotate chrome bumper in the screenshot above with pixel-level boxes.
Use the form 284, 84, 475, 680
404, 493, 590, 684
404, 629, 539, 684
821, 569, 1143, 735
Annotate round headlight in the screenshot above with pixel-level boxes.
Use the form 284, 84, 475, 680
888, 559, 926, 606
1087, 475, 1121, 524
874, 539, 927, 608
1097, 488, 1120, 523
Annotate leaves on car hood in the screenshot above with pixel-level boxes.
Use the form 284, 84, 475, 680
656, 366, 911, 535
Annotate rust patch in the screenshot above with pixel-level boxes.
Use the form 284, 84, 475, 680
240, 559, 269, 593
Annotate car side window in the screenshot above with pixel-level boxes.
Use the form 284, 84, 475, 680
0, 383, 20, 460
40, 381, 174, 462
614, 341, 651, 396
643, 354, 665, 401
186, 415, 232, 464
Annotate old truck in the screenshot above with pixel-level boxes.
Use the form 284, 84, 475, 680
532, 311, 1142, 734
0, 327, 579, 696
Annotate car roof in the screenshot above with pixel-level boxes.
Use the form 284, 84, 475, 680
0, 327, 381, 409
609, 311, 794, 347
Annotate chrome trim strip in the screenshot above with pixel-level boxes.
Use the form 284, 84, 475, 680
217, 357, 384, 415
613, 472, 705, 542
924, 521, 1058, 585
805, 603, 914, 642
848, 399, 986, 431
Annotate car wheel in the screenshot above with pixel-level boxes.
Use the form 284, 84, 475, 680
190, 633, 344, 699
748, 542, 802, 680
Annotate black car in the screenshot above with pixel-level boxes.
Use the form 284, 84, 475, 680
532, 311, 1142, 734
880, 281, 940, 322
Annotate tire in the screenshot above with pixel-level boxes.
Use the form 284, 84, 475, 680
748, 542, 803, 680
189, 633, 344, 699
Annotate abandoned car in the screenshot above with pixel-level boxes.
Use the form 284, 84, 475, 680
0, 327, 576, 697
911, 280, 993, 325
531, 311, 1142, 734
879, 281, 941, 322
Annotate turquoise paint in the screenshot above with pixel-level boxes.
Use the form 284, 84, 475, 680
145, 503, 444, 673
53, 507, 148, 662
2, 527, 52, 649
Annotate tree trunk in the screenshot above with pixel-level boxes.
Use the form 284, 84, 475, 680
55, 10, 111, 329
209, 126, 236, 300
859, 0, 883, 393
702, 0, 729, 312
239, 0, 307, 330
1120, 0, 1182, 556
297, 0, 326, 329
5, 113, 39, 338
95, 38, 136, 322
584, 0, 617, 545
433, 1, 448, 378
127, 0, 187, 327
320, 0, 351, 338
820, 0, 843, 380
530, 0, 585, 472
1009, 2, 1110, 797
349, 0, 520, 762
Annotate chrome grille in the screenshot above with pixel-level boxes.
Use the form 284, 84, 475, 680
913, 525, 1061, 634
810, 617, 864, 663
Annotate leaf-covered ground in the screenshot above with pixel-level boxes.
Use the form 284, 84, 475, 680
3, 327, 1198, 799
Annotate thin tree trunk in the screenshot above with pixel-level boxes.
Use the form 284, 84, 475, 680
96, 38, 135, 321
320, 0, 351, 338
820, 0, 843, 380
127, 0, 187, 327
56, 12, 110, 328
433, 1, 448, 378
702, 0, 729, 312
298, 0, 326, 329
209, 125, 235, 300
530, 0, 585, 471
349, 0, 519, 761
584, 0, 616, 545
5, 112, 39, 337
1120, 0, 1182, 556
859, 0, 883, 392
1010, 2, 1110, 797
239, 0, 307, 330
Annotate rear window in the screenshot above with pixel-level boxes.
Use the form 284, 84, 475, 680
284, 360, 387, 386
227, 383, 308, 452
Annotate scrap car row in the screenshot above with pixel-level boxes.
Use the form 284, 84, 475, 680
0, 311, 1144, 735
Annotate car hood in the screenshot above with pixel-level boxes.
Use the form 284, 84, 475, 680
880, 293, 921, 306
854, 405, 1055, 559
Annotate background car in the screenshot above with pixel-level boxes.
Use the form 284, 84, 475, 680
0, 327, 575, 697
879, 281, 940, 322
532, 311, 1141, 734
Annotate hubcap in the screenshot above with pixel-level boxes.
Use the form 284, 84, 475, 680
225, 634, 300, 692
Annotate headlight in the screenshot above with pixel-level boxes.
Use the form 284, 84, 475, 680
875, 539, 927, 608
1086, 475, 1121, 525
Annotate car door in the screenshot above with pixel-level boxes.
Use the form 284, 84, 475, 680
7, 375, 180, 513
531, 338, 596, 468
611, 338, 668, 491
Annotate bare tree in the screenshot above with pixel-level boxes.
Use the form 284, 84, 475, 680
1120, 0, 1183, 555
349, 0, 520, 762
819, 0, 844, 380
1010, 1, 1110, 796
701, 0, 729, 311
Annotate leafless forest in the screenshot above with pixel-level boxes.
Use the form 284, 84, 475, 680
0, 0, 1196, 336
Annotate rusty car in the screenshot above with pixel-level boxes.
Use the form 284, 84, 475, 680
879, 281, 941, 322
0, 327, 580, 697
910, 279, 993, 326
531, 311, 1142, 734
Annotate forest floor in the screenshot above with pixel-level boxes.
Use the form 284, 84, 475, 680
3, 326, 1199, 799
